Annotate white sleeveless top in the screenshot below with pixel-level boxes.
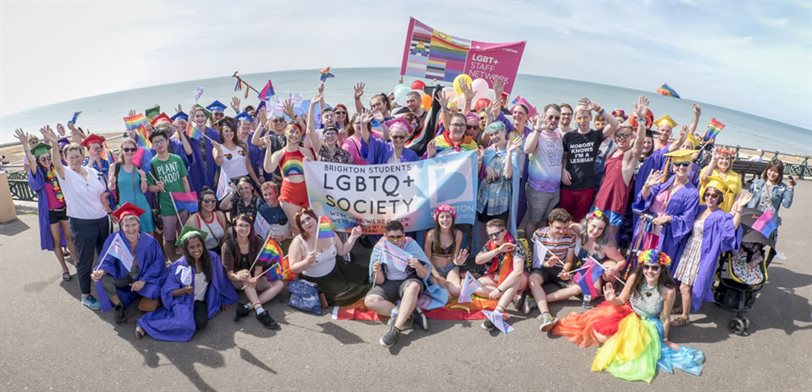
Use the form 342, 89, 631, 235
221, 143, 249, 178
301, 240, 337, 278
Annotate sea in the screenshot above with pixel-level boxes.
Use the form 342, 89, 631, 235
2, 67, 810, 155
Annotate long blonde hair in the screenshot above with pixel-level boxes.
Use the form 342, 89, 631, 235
117, 138, 138, 165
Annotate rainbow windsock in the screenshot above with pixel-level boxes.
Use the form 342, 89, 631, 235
257, 236, 284, 267
317, 216, 335, 239
171, 191, 199, 213
704, 118, 726, 140
656, 84, 680, 98
751, 209, 777, 238
123, 114, 148, 131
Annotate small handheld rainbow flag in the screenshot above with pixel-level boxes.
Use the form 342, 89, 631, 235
123, 113, 147, 131
704, 118, 726, 140
135, 125, 152, 149
171, 191, 199, 213
257, 235, 284, 266
186, 123, 204, 140
317, 216, 335, 239
751, 209, 777, 238
319, 66, 335, 82
656, 83, 681, 99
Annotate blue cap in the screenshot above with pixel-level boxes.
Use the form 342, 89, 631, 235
206, 100, 227, 112
171, 111, 188, 122
235, 111, 253, 122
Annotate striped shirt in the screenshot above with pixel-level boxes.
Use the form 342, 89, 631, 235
531, 227, 576, 266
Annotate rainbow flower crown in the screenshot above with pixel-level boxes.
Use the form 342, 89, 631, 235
638, 249, 671, 268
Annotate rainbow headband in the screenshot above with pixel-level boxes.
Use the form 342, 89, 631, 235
638, 249, 671, 268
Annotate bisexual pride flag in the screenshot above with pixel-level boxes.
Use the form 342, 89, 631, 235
258, 80, 275, 101
574, 257, 605, 298
752, 209, 777, 238
171, 191, 199, 213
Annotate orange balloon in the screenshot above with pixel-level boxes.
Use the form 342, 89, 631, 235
421, 93, 432, 110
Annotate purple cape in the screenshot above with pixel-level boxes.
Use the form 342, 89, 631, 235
28, 168, 65, 251
361, 135, 419, 164
137, 251, 237, 342
690, 208, 741, 312
632, 176, 699, 274
98, 231, 167, 306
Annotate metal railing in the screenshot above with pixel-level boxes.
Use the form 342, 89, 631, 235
4, 167, 37, 202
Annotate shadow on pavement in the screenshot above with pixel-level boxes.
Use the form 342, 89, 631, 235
0, 218, 30, 237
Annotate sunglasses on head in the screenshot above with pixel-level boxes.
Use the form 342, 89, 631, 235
487, 229, 505, 239
672, 161, 691, 167
643, 264, 660, 271
122, 147, 137, 153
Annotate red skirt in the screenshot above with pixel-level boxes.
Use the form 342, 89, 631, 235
279, 179, 309, 208
551, 302, 633, 347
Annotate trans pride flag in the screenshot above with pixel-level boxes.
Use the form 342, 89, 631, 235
457, 271, 482, 303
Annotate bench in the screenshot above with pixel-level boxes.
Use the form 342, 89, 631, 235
732, 160, 769, 187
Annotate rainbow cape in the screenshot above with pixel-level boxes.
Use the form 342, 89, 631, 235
434, 132, 477, 155
704, 118, 726, 140
318, 216, 335, 239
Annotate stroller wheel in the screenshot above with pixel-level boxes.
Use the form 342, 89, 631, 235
743, 317, 751, 330
728, 317, 747, 335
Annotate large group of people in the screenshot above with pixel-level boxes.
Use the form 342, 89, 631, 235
15, 76, 798, 383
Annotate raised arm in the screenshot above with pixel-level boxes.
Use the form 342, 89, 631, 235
631, 96, 649, 161
580, 97, 618, 139
687, 104, 701, 135
264, 148, 284, 174
668, 125, 689, 152
700, 147, 719, 180
306, 92, 324, 152
14, 130, 37, 176
41, 126, 65, 179
524, 114, 543, 155
176, 124, 193, 156
353, 82, 366, 114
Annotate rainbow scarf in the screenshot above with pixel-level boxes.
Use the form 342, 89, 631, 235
434, 132, 477, 155
45, 166, 65, 205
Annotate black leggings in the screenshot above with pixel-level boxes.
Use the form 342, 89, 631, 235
194, 300, 208, 330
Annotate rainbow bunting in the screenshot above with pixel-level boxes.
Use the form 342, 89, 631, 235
317, 216, 335, 239
704, 118, 726, 140
319, 66, 335, 82
656, 84, 681, 98
234, 79, 242, 92
123, 113, 148, 131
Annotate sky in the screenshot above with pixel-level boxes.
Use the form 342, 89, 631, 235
1, 0, 810, 129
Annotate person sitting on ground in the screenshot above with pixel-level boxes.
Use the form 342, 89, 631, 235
287, 208, 368, 306
424, 205, 467, 298
222, 214, 284, 330
135, 228, 238, 341
184, 189, 229, 255
474, 218, 528, 333
91, 203, 167, 324
525, 208, 577, 332
220, 177, 262, 221
366, 220, 441, 347
253, 181, 292, 242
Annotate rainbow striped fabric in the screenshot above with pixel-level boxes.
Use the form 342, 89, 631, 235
257, 235, 284, 267
434, 132, 477, 155
656, 84, 681, 98
705, 118, 726, 140
124, 114, 147, 131
186, 123, 204, 140
317, 216, 335, 239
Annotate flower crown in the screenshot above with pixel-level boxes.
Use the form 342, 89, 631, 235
587, 209, 606, 221
432, 204, 457, 221
638, 249, 671, 268
718, 147, 736, 157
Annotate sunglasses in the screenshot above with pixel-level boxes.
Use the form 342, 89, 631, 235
390, 135, 406, 140
38, 156, 52, 161
487, 229, 505, 239
672, 161, 691, 168
615, 133, 632, 139
466, 125, 477, 130
386, 234, 404, 241
272, 118, 286, 123
335, 111, 347, 115
705, 192, 721, 199
642, 265, 660, 272
122, 147, 137, 153
214, 112, 224, 117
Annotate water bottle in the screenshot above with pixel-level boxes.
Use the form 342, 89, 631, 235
582, 294, 592, 309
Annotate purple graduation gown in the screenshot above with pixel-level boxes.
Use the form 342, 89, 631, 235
689, 208, 741, 312
632, 176, 699, 274
136, 252, 238, 342
187, 128, 221, 193
362, 135, 419, 164
98, 231, 167, 306
246, 131, 267, 180
27, 168, 64, 251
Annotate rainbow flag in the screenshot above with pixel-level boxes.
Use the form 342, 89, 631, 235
317, 216, 335, 239
319, 66, 335, 82
751, 209, 777, 238
656, 84, 681, 98
186, 123, 204, 140
134, 125, 152, 149
101, 142, 115, 164
257, 236, 283, 269
171, 191, 199, 213
123, 114, 147, 131
434, 132, 477, 155
705, 118, 726, 140
574, 257, 605, 298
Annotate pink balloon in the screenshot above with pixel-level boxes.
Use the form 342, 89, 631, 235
471, 78, 489, 95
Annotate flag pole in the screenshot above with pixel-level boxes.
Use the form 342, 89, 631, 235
148, 172, 184, 225
232, 71, 262, 94
93, 232, 121, 271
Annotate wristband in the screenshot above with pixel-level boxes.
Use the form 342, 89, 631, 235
594, 105, 602, 113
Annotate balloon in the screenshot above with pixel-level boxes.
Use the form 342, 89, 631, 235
475, 98, 491, 112
421, 93, 432, 110
471, 78, 489, 95
452, 74, 473, 95
630, 109, 654, 129
410, 80, 426, 91
393, 84, 411, 105
484, 89, 495, 101
442, 86, 457, 99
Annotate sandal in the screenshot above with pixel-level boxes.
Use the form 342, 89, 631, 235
671, 316, 690, 327
671, 305, 683, 315
135, 326, 145, 340
62, 272, 72, 281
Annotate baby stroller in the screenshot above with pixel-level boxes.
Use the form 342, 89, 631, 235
713, 209, 774, 335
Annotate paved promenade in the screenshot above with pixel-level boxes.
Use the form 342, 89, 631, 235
1, 182, 810, 391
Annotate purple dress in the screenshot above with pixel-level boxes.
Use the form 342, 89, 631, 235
27, 168, 64, 251
362, 135, 419, 164
98, 231, 167, 307
187, 128, 221, 192
688, 208, 741, 311
631, 176, 699, 274
137, 252, 238, 342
